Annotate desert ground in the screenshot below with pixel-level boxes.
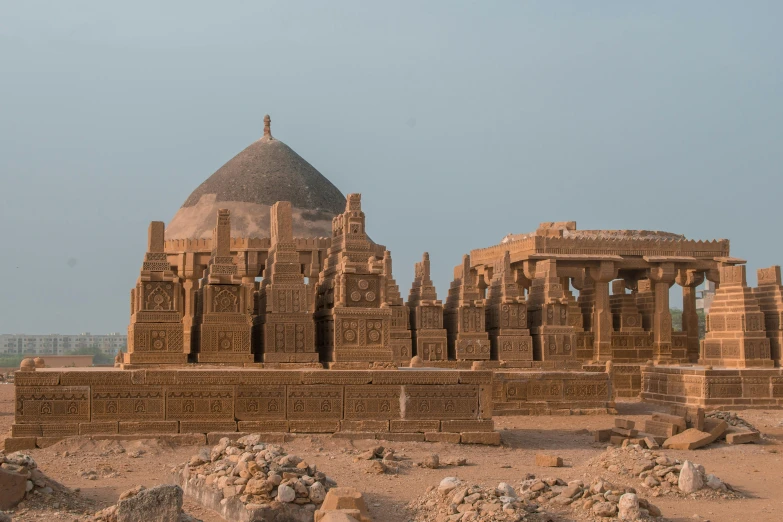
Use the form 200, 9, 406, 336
2, 383, 782, 522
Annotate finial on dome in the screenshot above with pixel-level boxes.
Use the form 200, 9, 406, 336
263, 114, 273, 139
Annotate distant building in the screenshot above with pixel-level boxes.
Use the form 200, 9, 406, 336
0, 332, 127, 356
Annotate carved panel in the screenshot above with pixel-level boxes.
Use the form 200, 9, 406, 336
143, 282, 175, 311
404, 385, 479, 420
213, 287, 239, 313
16, 386, 90, 424
346, 275, 380, 308
166, 387, 234, 420
92, 386, 165, 421
287, 385, 343, 420
344, 385, 401, 420
234, 386, 286, 420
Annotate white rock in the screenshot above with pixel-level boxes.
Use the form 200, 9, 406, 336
496, 482, 516, 498
277, 484, 295, 503
705, 474, 723, 490
618, 493, 641, 520
309, 481, 326, 503
678, 460, 704, 494
438, 477, 461, 496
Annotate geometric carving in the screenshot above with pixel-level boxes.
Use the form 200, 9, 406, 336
234, 386, 286, 420
408, 253, 449, 362
344, 385, 401, 420
485, 252, 533, 362
403, 385, 479, 420
286, 385, 343, 420
166, 387, 235, 420
92, 386, 165, 421
15, 386, 90, 424
754, 265, 783, 366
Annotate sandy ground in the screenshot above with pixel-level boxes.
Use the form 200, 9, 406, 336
2, 382, 783, 522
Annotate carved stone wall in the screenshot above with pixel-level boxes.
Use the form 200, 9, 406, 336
641, 364, 783, 409
407, 253, 448, 361
491, 371, 612, 415
754, 266, 783, 367
444, 255, 490, 361
8, 368, 495, 448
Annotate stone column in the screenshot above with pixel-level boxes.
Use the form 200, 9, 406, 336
649, 263, 676, 362
588, 261, 617, 362
676, 269, 704, 363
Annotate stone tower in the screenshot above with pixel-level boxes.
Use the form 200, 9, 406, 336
314, 194, 405, 367
258, 201, 318, 365
700, 264, 772, 368
526, 259, 576, 362
754, 265, 783, 366
485, 251, 533, 363
196, 210, 254, 363
407, 253, 448, 361
126, 222, 187, 365
444, 254, 490, 361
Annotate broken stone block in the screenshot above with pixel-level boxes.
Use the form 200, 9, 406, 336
703, 418, 728, 443
609, 435, 627, 446
651, 412, 687, 431
315, 487, 372, 522
726, 429, 761, 445
612, 427, 638, 437
115, 484, 183, 522
643, 436, 660, 449
593, 428, 612, 442
663, 428, 713, 450
460, 432, 501, 445
614, 418, 635, 429
535, 454, 563, 467
642, 419, 679, 437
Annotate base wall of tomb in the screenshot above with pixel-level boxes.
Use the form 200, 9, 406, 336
8, 367, 496, 448
640, 365, 783, 410
491, 371, 612, 415
584, 363, 643, 399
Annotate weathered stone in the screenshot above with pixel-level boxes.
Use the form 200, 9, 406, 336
0, 467, 27, 510
115, 484, 183, 522
315, 487, 371, 522
535, 454, 562, 467
663, 428, 713, 450
277, 484, 296, 503
678, 460, 704, 494
422, 454, 440, 469
618, 493, 641, 520
726, 430, 761, 445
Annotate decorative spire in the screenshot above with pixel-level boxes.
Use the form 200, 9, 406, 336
263, 114, 273, 140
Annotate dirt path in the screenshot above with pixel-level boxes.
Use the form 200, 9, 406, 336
2, 384, 783, 521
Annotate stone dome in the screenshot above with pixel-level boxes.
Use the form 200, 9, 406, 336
166, 116, 346, 240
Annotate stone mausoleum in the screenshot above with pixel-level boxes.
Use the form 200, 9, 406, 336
8, 116, 783, 451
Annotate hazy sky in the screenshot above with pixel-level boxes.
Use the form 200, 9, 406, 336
1, 1, 782, 333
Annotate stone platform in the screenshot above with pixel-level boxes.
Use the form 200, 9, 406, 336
584, 363, 643, 399
8, 367, 497, 449
641, 364, 783, 410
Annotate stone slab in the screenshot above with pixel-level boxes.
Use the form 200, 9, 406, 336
424, 432, 462, 443
460, 432, 501, 445
3, 437, 36, 451
535, 454, 563, 467
725, 429, 761, 444
663, 428, 713, 450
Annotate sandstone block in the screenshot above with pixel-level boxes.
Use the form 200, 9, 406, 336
535, 454, 563, 467
332, 432, 377, 440
440, 420, 494, 432
642, 419, 679, 438
315, 487, 371, 522
3, 437, 36, 452
663, 428, 713, 450
376, 432, 425, 442
614, 418, 635, 429
651, 412, 687, 430
609, 435, 627, 446
424, 432, 461, 443
593, 428, 612, 442
726, 429, 761, 445
703, 418, 728, 443
612, 427, 638, 437
460, 432, 501, 445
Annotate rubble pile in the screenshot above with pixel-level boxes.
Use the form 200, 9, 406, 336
173, 434, 336, 517
0, 451, 96, 517
407, 475, 665, 521
594, 406, 761, 450
588, 444, 742, 500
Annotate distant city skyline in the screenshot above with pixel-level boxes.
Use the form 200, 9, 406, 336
2, 2, 782, 332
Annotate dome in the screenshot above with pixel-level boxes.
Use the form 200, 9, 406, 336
166, 116, 346, 240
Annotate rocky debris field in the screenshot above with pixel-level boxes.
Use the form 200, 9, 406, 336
407, 474, 665, 522
1, 451, 98, 520
705, 411, 756, 432
173, 434, 336, 518
351, 445, 468, 475
587, 445, 740, 500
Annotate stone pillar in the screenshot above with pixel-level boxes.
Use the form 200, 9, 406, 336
754, 266, 783, 366
648, 263, 676, 362
676, 269, 705, 363
588, 261, 617, 362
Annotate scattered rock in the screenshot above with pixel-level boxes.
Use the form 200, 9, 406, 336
422, 454, 440, 469
535, 454, 563, 467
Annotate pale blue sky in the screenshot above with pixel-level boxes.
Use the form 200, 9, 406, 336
1, 1, 781, 333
